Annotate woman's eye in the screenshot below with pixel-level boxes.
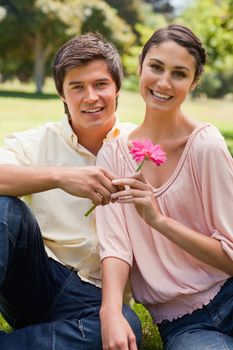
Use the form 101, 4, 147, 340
151, 64, 163, 72
173, 71, 186, 79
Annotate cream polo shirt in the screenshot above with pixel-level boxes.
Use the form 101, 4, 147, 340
0, 116, 135, 287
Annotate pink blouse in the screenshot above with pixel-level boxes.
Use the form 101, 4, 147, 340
96, 124, 233, 323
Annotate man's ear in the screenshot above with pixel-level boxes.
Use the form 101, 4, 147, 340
60, 95, 66, 103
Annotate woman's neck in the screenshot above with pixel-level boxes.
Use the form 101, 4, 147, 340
129, 108, 199, 144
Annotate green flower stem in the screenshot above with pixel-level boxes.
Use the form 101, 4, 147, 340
85, 159, 145, 217
136, 159, 145, 172
84, 203, 96, 217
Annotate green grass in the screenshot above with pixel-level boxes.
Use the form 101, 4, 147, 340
1, 80, 233, 153
133, 303, 163, 350
0, 80, 233, 348
0, 314, 12, 333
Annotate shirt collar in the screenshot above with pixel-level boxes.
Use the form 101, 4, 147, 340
60, 114, 121, 153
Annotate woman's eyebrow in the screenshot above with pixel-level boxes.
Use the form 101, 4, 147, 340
149, 58, 190, 71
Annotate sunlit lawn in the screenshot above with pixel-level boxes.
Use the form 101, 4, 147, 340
0, 80, 233, 349
1, 79, 233, 145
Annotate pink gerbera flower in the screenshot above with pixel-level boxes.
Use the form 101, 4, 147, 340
85, 138, 167, 217
129, 139, 167, 170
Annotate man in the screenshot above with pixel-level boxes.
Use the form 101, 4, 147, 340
0, 33, 141, 349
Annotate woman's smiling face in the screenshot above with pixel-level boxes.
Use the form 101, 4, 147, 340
139, 40, 197, 113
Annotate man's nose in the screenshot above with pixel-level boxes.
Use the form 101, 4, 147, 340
83, 87, 98, 103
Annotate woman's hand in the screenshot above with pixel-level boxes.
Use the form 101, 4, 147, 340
111, 172, 163, 228
100, 309, 138, 350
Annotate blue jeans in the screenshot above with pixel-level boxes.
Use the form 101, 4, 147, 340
158, 277, 233, 349
0, 196, 142, 349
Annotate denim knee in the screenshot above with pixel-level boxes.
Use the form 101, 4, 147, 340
122, 304, 142, 347
0, 195, 33, 226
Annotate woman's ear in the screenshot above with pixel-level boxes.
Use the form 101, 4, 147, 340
138, 53, 142, 76
190, 82, 197, 92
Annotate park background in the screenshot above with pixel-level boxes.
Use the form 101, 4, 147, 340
0, 0, 233, 349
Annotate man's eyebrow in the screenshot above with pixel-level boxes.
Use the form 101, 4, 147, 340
95, 78, 111, 82
149, 58, 190, 71
68, 80, 82, 86
68, 77, 110, 86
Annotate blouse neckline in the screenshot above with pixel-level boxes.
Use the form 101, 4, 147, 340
118, 123, 210, 196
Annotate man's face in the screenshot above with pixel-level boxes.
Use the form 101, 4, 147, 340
61, 60, 118, 136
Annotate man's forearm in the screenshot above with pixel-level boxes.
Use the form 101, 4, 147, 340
0, 165, 59, 197
0, 165, 118, 203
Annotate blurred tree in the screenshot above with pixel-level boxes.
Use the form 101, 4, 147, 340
0, 0, 136, 93
103, 0, 142, 39
73, 0, 136, 55
144, 0, 174, 18
180, 0, 233, 97
122, 2, 168, 90
0, 0, 70, 93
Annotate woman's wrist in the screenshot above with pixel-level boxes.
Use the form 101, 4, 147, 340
151, 213, 167, 231
100, 304, 122, 319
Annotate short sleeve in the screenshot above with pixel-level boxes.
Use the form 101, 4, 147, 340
191, 126, 233, 260
0, 134, 31, 166
96, 141, 133, 267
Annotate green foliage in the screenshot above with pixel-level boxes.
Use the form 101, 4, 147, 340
75, 0, 136, 55
0, 314, 12, 333
0, 0, 70, 92
179, 0, 233, 97
122, 5, 168, 81
0, 0, 137, 92
133, 303, 163, 349
122, 74, 139, 92
1, 0, 233, 98
104, 0, 142, 34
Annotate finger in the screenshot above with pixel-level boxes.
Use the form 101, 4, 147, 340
115, 184, 125, 192
111, 189, 145, 200
116, 197, 146, 205
93, 167, 119, 194
100, 176, 120, 194
91, 192, 104, 206
102, 168, 119, 181
112, 178, 149, 191
128, 334, 138, 350
129, 171, 147, 183
95, 190, 109, 206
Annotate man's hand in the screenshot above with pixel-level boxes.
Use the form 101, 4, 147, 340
57, 166, 119, 205
0, 165, 119, 202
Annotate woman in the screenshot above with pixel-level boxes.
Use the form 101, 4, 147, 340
96, 24, 233, 350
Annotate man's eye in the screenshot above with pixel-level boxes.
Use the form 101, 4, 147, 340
96, 81, 108, 87
72, 85, 83, 90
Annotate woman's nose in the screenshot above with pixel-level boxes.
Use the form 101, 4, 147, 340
157, 73, 171, 90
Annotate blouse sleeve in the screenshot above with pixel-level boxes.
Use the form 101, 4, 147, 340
191, 126, 233, 260
96, 141, 133, 267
